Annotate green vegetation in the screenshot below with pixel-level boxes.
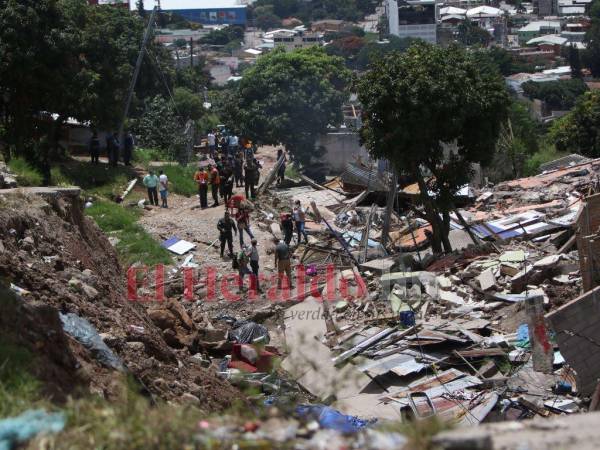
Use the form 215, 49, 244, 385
457, 19, 492, 47
0, 340, 44, 418
158, 165, 198, 197
523, 144, 568, 176
219, 47, 351, 166
200, 25, 244, 46
85, 201, 171, 266
357, 43, 509, 253
522, 79, 588, 111
7, 157, 43, 186
550, 90, 600, 158
252, 0, 377, 24
584, 0, 600, 77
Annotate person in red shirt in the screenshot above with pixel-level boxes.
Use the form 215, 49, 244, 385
209, 164, 220, 207
236, 206, 255, 247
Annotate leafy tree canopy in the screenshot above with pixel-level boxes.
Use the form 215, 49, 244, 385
457, 19, 492, 47
219, 47, 351, 165
200, 26, 244, 46
357, 43, 509, 253
252, 0, 377, 23
522, 79, 588, 111
551, 90, 600, 157
354, 35, 419, 70
584, 0, 600, 77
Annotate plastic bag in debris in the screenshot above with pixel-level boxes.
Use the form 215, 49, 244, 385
295, 404, 374, 434
516, 323, 530, 348
59, 312, 124, 370
0, 409, 66, 450
227, 320, 270, 344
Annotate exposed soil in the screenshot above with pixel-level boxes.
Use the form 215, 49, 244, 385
0, 190, 244, 411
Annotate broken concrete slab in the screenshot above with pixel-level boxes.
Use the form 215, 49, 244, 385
282, 297, 371, 400
380, 271, 436, 291
359, 256, 398, 274
533, 254, 562, 268
438, 290, 465, 306
476, 268, 496, 291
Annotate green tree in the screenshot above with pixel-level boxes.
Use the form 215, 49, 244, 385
357, 43, 509, 253
568, 44, 583, 79
585, 0, 600, 77
134, 95, 181, 155
219, 47, 351, 165
355, 35, 418, 70
325, 35, 366, 64
457, 19, 492, 47
522, 79, 588, 110
173, 87, 204, 121
493, 100, 540, 179
551, 91, 600, 157
252, 5, 282, 30
0, 0, 172, 182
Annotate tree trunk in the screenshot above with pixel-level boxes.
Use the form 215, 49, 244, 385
413, 165, 444, 254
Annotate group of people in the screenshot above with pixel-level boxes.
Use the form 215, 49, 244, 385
89, 131, 135, 167
194, 130, 267, 209
142, 169, 169, 208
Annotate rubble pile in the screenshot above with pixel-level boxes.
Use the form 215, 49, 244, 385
0, 189, 243, 410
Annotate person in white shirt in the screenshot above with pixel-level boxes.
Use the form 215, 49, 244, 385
158, 170, 169, 208
292, 200, 308, 244
207, 131, 216, 157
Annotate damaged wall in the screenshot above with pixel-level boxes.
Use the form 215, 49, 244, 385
546, 286, 600, 396
576, 193, 600, 292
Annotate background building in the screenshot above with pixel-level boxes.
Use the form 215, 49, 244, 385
89, 0, 130, 6
387, 0, 437, 44
143, 0, 248, 26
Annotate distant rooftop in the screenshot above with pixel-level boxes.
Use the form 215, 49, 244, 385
141, 0, 247, 10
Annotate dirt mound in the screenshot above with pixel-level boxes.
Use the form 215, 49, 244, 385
0, 190, 243, 410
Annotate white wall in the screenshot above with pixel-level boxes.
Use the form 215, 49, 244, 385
318, 132, 371, 173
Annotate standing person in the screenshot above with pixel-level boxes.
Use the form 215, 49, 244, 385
89, 131, 100, 164
237, 245, 252, 292
244, 142, 253, 161
276, 149, 286, 185
218, 211, 237, 258
209, 164, 220, 207
223, 171, 234, 204
207, 130, 216, 158
194, 165, 208, 209
281, 212, 294, 246
143, 170, 159, 206
274, 237, 293, 289
158, 169, 169, 208
293, 200, 308, 244
229, 134, 239, 157
123, 131, 134, 166
244, 160, 257, 200
107, 132, 120, 167
249, 239, 260, 292
233, 153, 244, 187
220, 158, 233, 201
236, 206, 254, 247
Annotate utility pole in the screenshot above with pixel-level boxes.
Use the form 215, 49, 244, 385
190, 37, 194, 68
117, 6, 157, 149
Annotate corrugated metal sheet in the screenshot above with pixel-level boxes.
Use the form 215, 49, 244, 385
341, 162, 389, 192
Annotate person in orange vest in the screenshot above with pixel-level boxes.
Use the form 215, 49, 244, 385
194, 165, 209, 209
209, 164, 220, 207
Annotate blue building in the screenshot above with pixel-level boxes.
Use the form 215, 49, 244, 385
150, 0, 247, 26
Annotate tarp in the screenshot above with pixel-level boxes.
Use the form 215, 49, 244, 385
295, 404, 374, 433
